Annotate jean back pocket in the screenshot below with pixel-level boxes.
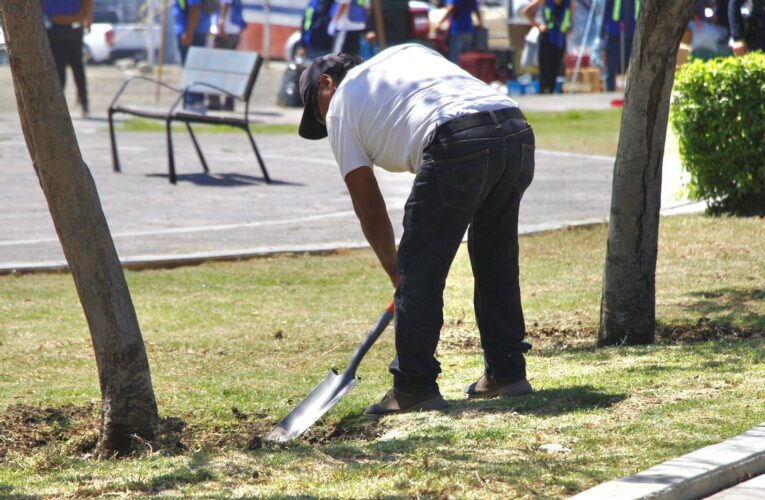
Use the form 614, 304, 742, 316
433, 149, 489, 214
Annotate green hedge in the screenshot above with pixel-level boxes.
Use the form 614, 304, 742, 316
670, 53, 765, 214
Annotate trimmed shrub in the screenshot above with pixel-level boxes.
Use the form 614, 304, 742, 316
670, 53, 765, 215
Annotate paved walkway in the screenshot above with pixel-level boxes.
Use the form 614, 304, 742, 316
0, 63, 699, 273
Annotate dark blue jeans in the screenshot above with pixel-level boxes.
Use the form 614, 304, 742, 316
177, 33, 208, 108
605, 34, 634, 92
390, 108, 535, 393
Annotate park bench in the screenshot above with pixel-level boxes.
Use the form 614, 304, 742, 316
107, 47, 270, 184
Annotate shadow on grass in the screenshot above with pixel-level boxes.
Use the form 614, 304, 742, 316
135, 453, 213, 491
680, 286, 765, 331
448, 385, 626, 418
0, 482, 39, 500
146, 172, 302, 187
296, 385, 626, 450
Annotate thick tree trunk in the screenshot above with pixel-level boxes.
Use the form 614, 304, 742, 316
598, 0, 697, 347
0, 2, 158, 454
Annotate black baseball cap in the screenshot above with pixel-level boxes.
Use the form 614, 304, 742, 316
298, 53, 346, 140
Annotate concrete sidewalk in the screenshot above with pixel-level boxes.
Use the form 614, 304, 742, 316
572, 422, 765, 500
0, 63, 699, 274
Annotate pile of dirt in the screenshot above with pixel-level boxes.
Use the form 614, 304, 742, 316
0, 403, 100, 460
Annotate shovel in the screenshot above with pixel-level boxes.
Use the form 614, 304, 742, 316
265, 299, 395, 443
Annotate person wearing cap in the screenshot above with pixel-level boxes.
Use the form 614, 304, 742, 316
298, 44, 536, 416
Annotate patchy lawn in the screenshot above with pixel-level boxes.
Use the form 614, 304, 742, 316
0, 214, 763, 498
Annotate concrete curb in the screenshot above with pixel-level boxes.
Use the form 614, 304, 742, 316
0, 202, 707, 276
570, 422, 765, 500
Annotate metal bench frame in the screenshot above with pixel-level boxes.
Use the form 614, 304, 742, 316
107, 48, 270, 184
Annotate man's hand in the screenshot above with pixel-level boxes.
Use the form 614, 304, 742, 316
344, 166, 399, 289
218, 3, 229, 40
732, 40, 748, 57
183, 4, 201, 47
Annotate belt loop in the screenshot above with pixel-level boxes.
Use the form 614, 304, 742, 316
488, 110, 501, 129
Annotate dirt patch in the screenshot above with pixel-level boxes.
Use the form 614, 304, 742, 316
440, 321, 598, 353
440, 318, 763, 352
657, 318, 764, 344
148, 407, 278, 454
0, 403, 100, 461
306, 417, 383, 445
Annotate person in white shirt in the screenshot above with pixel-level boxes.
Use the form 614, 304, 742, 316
298, 44, 536, 416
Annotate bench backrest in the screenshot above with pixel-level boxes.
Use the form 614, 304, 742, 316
180, 47, 262, 102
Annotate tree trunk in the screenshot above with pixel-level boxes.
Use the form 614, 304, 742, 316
0, 1, 158, 455
598, 0, 696, 346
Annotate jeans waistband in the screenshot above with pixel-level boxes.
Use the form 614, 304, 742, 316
433, 107, 527, 142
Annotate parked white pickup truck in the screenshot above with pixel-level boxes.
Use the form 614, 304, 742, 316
85, 0, 163, 63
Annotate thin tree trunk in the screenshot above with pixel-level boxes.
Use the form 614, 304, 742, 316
598, 0, 697, 346
0, 1, 158, 455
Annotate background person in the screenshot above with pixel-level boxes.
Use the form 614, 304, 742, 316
730, 0, 765, 55
436, 0, 483, 64
209, 0, 246, 110
173, 0, 211, 112
297, 45, 535, 416
601, 0, 638, 92
42, 0, 92, 117
298, 0, 336, 60
523, 0, 574, 94
328, 0, 369, 55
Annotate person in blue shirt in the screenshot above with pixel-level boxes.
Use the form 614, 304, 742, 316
730, 0, 765, 56
299, 0, 336, 61
601, 0, 639, 92
209, 0, 247, 110
436, 0, 483, 64
524, 0, 574, 94
42, 0, 93, 117
173, 0, 212, 111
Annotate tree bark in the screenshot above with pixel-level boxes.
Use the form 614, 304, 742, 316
598, 0, 697, 347
0, 1, 158, 455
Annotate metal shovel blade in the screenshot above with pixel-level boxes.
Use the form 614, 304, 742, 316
265, 300, 395, 443
265, 369, 358, 443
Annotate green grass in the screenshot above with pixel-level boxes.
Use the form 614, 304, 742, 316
0, 215, 763, 497
117, 109, 624, 156
117, 118, 298, 135
525, 109, 623, 156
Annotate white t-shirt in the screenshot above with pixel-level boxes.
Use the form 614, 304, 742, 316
326, 44, 519, 178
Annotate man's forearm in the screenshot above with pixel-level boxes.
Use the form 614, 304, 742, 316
358, 210, 399, 287
186, 5, 201, 38
345, 167, 399, 288
83, 0, 93, 26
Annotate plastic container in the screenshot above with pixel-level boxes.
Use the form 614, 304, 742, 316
507, 80, 525, 96
459, 52, 497, 83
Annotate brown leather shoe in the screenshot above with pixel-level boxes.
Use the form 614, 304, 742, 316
464, 376, 533, 399
363, 388, 447, 417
